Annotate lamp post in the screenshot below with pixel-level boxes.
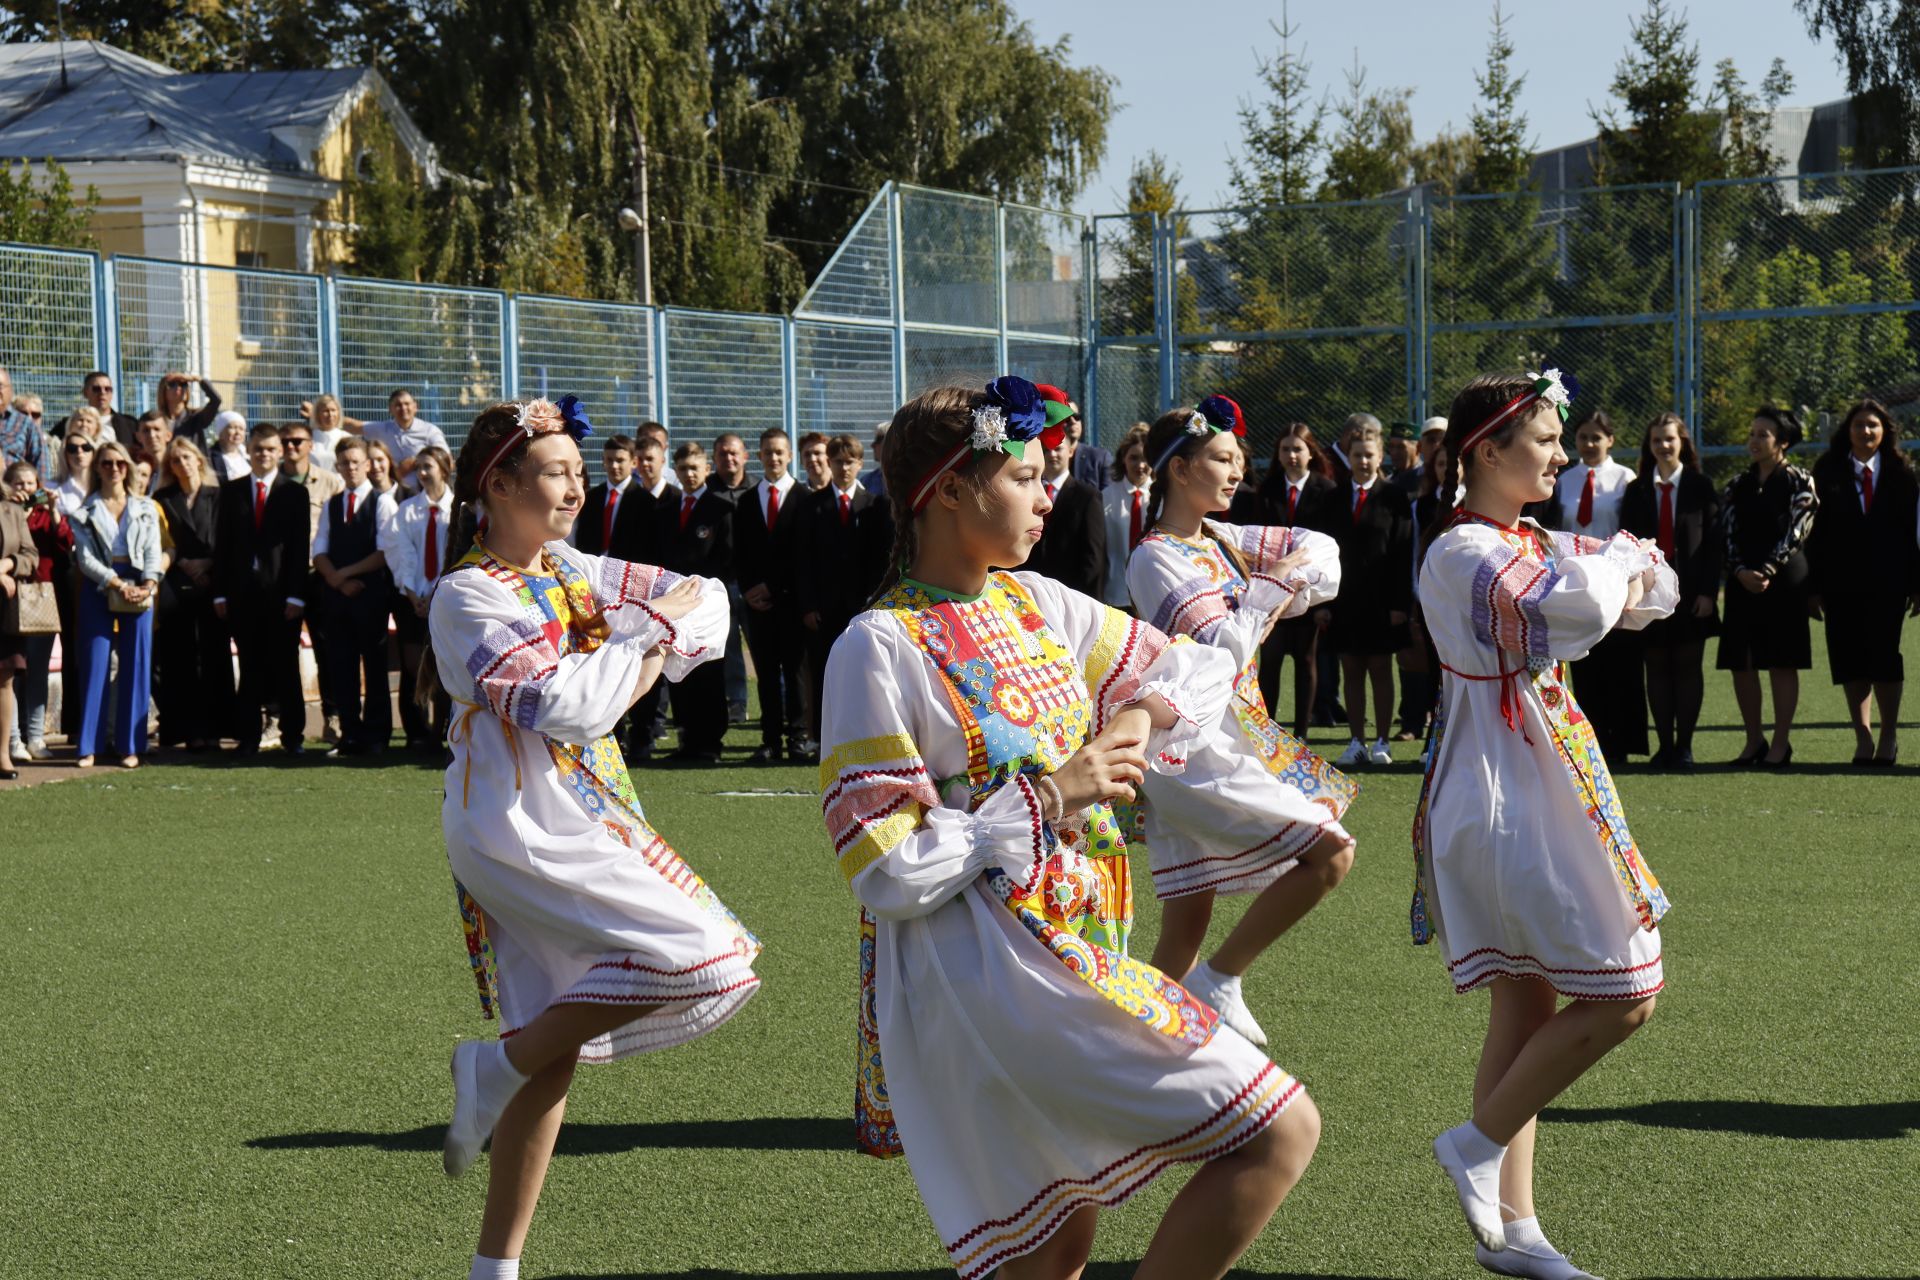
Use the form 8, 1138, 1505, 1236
619, 126, 653, 307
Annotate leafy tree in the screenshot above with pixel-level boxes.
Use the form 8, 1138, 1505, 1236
1410, 130, 1480, 198
1592, 0, 1724, 188
1318, 55, 1413, 202
341, 120, 428, 282
0, 158, 99, 247
1230, 2, 1326, 208
1103, 152, 1192, 341
1795, 0, 1920, 169
1466, 1, 1533, 195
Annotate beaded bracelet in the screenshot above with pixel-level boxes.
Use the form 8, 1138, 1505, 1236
1037, 774, 1067, 826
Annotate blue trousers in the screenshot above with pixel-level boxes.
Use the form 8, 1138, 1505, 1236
76, 579, 153, 759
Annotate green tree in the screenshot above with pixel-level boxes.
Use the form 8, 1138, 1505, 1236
1592, 0, 1724, 188
342, 121, 428, 282
1410, 130, 1480, 198
1318, 55, 1413, 202
1466, 1, 1532, 195
0, 158, 99, 247
1103, 152, 1192, 341
1231, 2, 1326, 208
1795, 0, 1920, 169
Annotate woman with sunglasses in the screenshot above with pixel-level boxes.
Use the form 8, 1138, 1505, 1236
71, 441, 164, 768
155, 371, 223, 451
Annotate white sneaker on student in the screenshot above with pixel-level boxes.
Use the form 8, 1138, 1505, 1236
1368, 738, 1394, 765
444, 1040, 529, 1178
1183, 961, 1269, 1047
1336, 738, 1368, 766
1433, 1122, 1508, 1252
1476, 1237, 1600, 1280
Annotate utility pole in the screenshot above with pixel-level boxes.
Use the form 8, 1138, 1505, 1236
637, 128, 653, 307
56, 0, 69, 91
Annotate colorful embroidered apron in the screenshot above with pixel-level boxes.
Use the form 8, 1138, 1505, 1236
1409, 518, 1670, 946
446, 546, 759, 1019
853, 573, 1219, 1159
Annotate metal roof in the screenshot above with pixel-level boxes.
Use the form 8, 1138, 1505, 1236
0, 41, 433, 179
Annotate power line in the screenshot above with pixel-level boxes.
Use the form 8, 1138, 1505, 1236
651, 214, 846, 250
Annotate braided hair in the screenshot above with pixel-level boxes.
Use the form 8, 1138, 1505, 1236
1420, 372, 1544, 553
1140, 406, 1253, 582
870, 384, 1006, 603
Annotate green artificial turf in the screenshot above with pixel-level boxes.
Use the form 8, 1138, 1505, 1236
4, 625, 1918, 1278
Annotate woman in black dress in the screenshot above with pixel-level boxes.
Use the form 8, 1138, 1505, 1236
1236, 422, 1338, 734
153, 437, 231, 750
1806, 398, 1919, 766
1718, 406, 1817, 767
1620, 413, 1721, 770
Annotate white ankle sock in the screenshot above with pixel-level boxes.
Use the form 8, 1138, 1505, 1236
1505, 1216, 1548, 1250
476, 1041, 530, 1121
1454, 1119, 1507, 1166
469, 1256, 519, 1280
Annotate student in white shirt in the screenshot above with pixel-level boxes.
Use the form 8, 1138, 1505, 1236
1554, 411, 1648, 761
362, 388, 450, 494
313, 437, 399, 755
1099, 425, 1152, 609
382, 444, 457, 750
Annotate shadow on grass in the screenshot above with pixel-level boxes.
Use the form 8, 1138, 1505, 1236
248, 1116, 850, 1156
1542, 1099, 1920, 1140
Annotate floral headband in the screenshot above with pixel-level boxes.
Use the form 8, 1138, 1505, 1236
475, 394, 595, 494
1455, 369, 1575, 458
908, 376, 1063, 513
1153, 393, 1247, 471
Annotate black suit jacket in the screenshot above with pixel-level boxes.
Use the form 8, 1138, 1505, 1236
1239, 472, 1339, 532
214, 474, 309, 604
576, 480, 631, 558
1326, 480, 1414, 613
1028, 476, 1106, 599
607, 482, 679, 565
734, 480, 807, 602
1620, 468, 1725, 606
1071, 446, 1113, 492
655, 488, 735, 581
1805, 452, 1920, 599
795, 486, 892, 622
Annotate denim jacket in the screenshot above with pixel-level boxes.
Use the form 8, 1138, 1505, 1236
73, 492, 165, 589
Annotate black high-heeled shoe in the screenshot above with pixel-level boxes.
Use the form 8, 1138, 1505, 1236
0, 767, 19, 781
1758, 745, 1794, 769
1732, 742, 1767, 766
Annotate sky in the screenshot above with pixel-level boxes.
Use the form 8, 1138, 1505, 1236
1011, 0, 1853, 215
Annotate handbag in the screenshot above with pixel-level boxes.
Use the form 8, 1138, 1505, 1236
107, 581, 155, 614
7, 579, 59, 634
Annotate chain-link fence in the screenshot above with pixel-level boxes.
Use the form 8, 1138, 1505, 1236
114, 257, 325, 427
333, 278, 507, 452
0, 243, 99, 411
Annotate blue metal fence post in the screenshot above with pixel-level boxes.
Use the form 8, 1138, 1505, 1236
781, 315, 797, 438
890, 185, 907, 404
1154, 212, 1176, 413
97, 251, 117, 394
502, 291, 519, 397
994, 202, 1009, 375
654, 306, 671, 435
1082, 222, 1099, 446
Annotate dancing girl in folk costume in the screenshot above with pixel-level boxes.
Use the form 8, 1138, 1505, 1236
819, 378, 1322, 1280
1123, 396, 1357, 1047
1414, 372, 1678, 1280
423, 397, 759, 1280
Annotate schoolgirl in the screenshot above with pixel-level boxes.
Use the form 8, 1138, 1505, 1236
819, 378, 1321, 1280
1415, 372, 1677, 1279
425, 397, 759, 1280
1125, 396, 1357, 1046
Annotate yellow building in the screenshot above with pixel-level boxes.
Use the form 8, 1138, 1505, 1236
0, 40, 437, 274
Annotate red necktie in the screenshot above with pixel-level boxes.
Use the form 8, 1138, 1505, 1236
1860, 465, 1875, 514
1656, 482, 1675, 557
253, 480, 266, 530
1128, 488, 1144, 549
1352, 485, 1368, 519
602, 489, 617, 547
1286, 483, 1300, 525
1577, 469, 1595, 526
1045, 482, 1058, 503
424, 503, 440, 582
766, 483, 781, 529
346, 490, 357, 521
679, 495, 696, 532
838, 492, 851, 526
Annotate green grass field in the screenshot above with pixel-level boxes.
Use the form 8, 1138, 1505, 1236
6, 626, 1919, 1279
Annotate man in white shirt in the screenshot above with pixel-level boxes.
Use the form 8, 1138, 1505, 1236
1100, 429, 1152, 608
1551, 411, 1635, 539
313, 437, 399, 756
739, 428, 805, 762
361, 389, 450, 495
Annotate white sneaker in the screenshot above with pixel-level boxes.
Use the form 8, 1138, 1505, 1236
1433, 1125, 1507, 1252
1368, 738, 1394, 765
1335, 738, 1368, 766
1476, 1240, 1601, 1280
26, 738, 49, 760
1183, 962, 1269, 1047
444, 1040, 528, 1178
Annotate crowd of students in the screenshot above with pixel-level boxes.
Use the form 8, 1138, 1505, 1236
1, 360, 1915, 782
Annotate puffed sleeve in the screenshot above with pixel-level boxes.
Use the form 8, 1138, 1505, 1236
1015, 570, 1232, 774
552, 542, 728, 681
1545, 529, 1679, 631
429, 569, 658, 746
1209, 519, 1342, 616
819, 615, 1052, 921
1423, 528, 1659, 663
